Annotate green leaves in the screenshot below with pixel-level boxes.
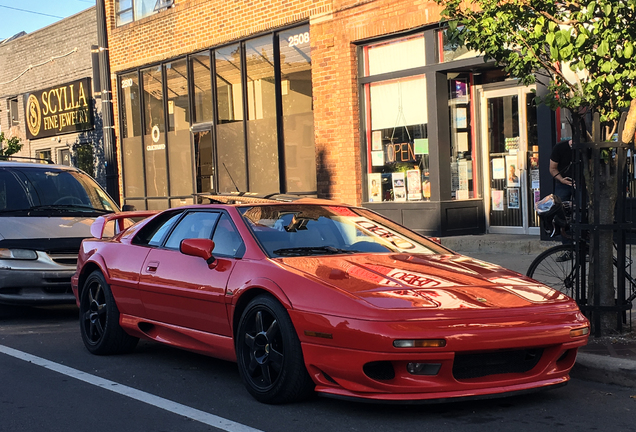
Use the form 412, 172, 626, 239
0, 133, 23, 159
625, 42, 634, 59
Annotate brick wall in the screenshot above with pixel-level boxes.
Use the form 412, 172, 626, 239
105, 0, 444, 205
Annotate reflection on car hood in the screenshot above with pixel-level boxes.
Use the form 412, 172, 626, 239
277, 253, 569, 310
0, 216, 95, 239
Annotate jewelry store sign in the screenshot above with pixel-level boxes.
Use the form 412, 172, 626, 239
24, 78, 94, 140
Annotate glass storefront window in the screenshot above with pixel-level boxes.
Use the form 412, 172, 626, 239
142, 65, 168, 197
435, 28, 480, 63
119, 24, 315, 204
279, 24, 316, 194
165, 59, 193, 197
191, 51, 213, 124
120, 71, 144, 198
448, 73, 477, 200
216, 44, 247, 193
365, 34, 425, 76
245, 35, 279, 194
365, 76, 429, 202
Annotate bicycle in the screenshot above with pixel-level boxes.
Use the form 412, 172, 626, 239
526, 194, 636, 305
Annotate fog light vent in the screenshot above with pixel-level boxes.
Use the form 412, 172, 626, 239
363, 361, 395, 381
407, 362, 441, 375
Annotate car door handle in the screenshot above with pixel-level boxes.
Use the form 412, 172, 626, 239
146, 261, 159, 272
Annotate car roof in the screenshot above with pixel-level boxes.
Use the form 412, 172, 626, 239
0, 161, 80, 171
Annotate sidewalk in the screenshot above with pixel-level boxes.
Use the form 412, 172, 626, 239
441, 233, 636, 388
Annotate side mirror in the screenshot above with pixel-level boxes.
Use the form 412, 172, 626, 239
180, 238, 218, 269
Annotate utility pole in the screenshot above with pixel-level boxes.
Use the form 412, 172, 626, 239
95, 0, 120, 205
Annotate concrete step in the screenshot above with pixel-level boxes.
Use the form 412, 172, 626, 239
440, 234, 560, 255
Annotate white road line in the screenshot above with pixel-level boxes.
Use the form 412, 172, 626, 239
0, 344, 263, 432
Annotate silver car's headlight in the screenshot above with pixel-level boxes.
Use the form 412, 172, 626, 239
0, 249, 38, 260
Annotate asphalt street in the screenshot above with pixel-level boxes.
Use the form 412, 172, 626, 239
1, 305, 635, 432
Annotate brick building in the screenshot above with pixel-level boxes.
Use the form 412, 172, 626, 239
0, 7, 106, 186
105, 0, 559, 236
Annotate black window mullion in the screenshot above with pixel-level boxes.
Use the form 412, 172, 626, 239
273, 32, 286, 194
210, 49, 219, 194
137, 68, 149, 201
185, 55, 196, 196
162, 63, 171, 204
240, 41, 250, 191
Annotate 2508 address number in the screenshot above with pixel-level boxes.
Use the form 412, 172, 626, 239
288, 32, 310, 47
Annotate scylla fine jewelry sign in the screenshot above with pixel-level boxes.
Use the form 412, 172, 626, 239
24, 78, 94, 140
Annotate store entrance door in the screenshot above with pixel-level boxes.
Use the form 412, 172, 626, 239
192, 125, 216, 198
479, 86, 540, 235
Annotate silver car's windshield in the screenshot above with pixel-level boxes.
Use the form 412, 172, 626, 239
239, 204, 445, 257
0, 167, 118, 215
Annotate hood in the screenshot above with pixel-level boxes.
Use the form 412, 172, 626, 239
277, 253, 569, 310
0, 216, 95, 240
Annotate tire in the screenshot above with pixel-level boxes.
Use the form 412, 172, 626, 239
235, 295, 314, 404
527, 244, 579, 298
79, 270, 138, 355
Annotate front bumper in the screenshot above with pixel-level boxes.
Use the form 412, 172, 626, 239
0, 256, 77, 305
291, 308, 589, 402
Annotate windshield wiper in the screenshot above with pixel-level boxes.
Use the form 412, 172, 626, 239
273, 246, 356, 256
29, 205, 112, 213
0, 208, 31, 214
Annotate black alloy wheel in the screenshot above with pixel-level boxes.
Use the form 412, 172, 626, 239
79, 270, 138, 355
236, 295, 314, 404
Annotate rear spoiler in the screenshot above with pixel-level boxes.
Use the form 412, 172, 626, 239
90, 211, 159, 239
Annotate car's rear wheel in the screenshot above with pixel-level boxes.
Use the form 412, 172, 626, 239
236, 294, 314, 404
79, 270, 138, 355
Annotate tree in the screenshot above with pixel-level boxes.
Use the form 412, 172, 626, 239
0, 132, 23, 159
435, 0, 636, 334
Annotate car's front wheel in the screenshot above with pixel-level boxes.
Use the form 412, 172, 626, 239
236, 294, 314, 404
79, 270, 138, 355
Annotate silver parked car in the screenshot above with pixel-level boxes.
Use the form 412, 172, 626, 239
0, 161, 119, 306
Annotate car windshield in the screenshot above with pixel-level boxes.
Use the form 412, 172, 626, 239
0, 167, 118, 215
239, 204, 445, 257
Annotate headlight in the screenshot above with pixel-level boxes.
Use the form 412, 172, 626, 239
0, 248, 38, 260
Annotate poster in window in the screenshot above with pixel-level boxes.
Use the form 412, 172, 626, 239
451, 80, 468, 103
492, 190, 504, 211
414, 138, 429, 155
456, 189, 469, 200
458, 160, 469, 191
531, 169, 540, 189
534, 190, 541, 208
392, 172, 407, 202
454, 107, 467, 128
456, 132, 469, 152
492, 158, 505, 180
508, 188, 520, 209
406, 169, 422, 201
371, 150, 384, 166
372, 130, 382, 151
368, 173, 382, 202
505, 155, 520, 187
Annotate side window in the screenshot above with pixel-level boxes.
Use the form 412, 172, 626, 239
212, 213, 244, 257
148, 214, 182, 246
164, 211, 220, 250
132, 210, 183, 246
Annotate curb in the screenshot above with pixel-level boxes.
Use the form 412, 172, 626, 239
572, 353, 636, 388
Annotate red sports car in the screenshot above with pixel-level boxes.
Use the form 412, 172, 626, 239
71, 196, 589, 404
